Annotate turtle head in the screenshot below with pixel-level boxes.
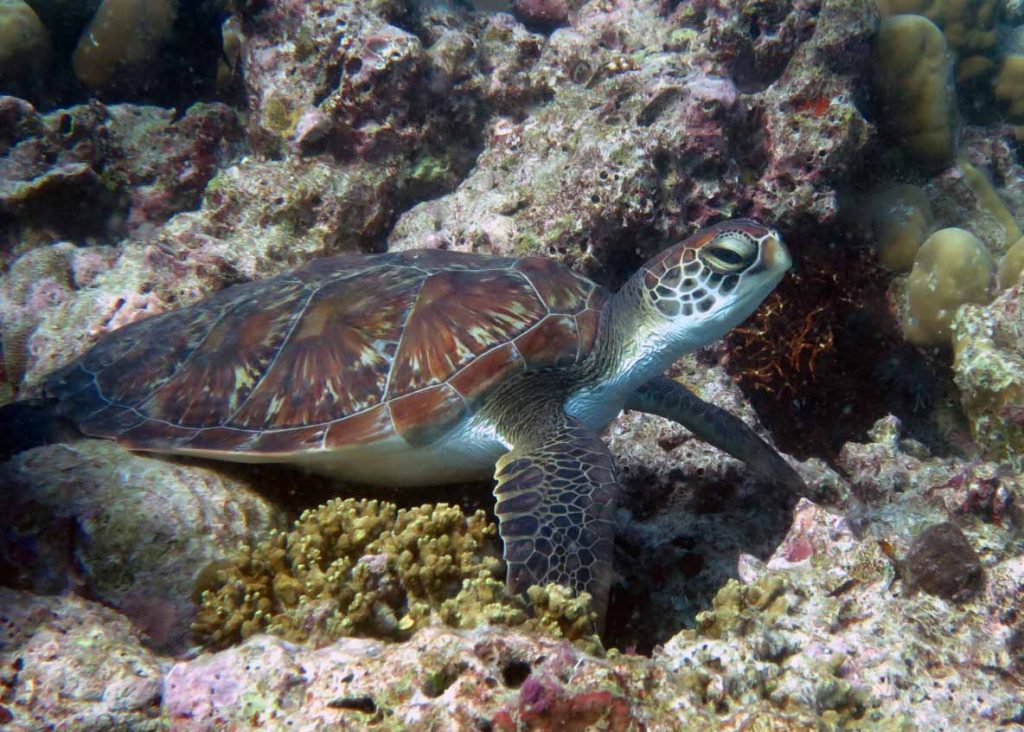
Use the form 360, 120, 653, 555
629, 219, 791, 350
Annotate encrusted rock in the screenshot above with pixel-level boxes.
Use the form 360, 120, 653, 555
0, 441, 284, 652
0, 99, 243, 246
0, 588, 165, 730
389, 0, 876, 270
952, 283, 1024, 462
903, 521, 985, 602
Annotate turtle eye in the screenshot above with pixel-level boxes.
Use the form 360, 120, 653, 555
699, 234, 756, 273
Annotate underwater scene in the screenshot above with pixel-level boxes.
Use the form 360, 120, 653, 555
0, 0, 1023, 729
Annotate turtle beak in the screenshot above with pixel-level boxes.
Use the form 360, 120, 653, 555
756, 231, 791, 275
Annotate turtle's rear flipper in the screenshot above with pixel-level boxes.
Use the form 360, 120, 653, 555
0, 398, 80, 461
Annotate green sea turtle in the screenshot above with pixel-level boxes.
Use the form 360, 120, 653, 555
30, 219, 801, 623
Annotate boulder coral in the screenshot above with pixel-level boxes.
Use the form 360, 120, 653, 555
71, 0, 178, 91
998, 235, 1024, 289
958, 157, 1023, 249
875, 0, 999, 64
0, 0, 50, 95
868, 183, 934, 271
903, 227, 995, 346
874, 14, 957, 170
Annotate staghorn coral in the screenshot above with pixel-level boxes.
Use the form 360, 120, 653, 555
193, 498, 601, 650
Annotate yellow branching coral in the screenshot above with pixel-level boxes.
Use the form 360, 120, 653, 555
193, 498, 601, 650
193, 498, 502, 647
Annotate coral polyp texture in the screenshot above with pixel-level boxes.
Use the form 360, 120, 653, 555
0, 0, 50, 97
71, 0, 179, 91
867, 183, 934, 272
192, 498, 599, 651
952, 282, 1024, 461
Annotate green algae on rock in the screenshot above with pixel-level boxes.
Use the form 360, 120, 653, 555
193, 498, 601, 650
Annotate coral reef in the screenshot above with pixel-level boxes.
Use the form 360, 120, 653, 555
162, 485, 1023, 729
0, 416, 1018, 728
389, 0, 876, 267
0, 441, 284, 652
0, 588, 166, 730
0, 97, 244, 249
193, 498, 505, 648
0, 0, 1020, 726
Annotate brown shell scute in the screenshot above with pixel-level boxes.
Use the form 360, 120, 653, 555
43, 249, 606, 456
385, 268, 547, 397
229, 269, 416, 429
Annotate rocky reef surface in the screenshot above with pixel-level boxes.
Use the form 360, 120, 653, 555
1, 0, 1023, 728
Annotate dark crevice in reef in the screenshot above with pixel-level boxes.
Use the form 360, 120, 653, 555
723, 231, 956, 463
603, 467, 797, 654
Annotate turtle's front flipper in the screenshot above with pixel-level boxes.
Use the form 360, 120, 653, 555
626, 375, 805, 493
494, 412, 619, 630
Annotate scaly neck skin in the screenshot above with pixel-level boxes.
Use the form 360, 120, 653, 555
565, 275, 696, 429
